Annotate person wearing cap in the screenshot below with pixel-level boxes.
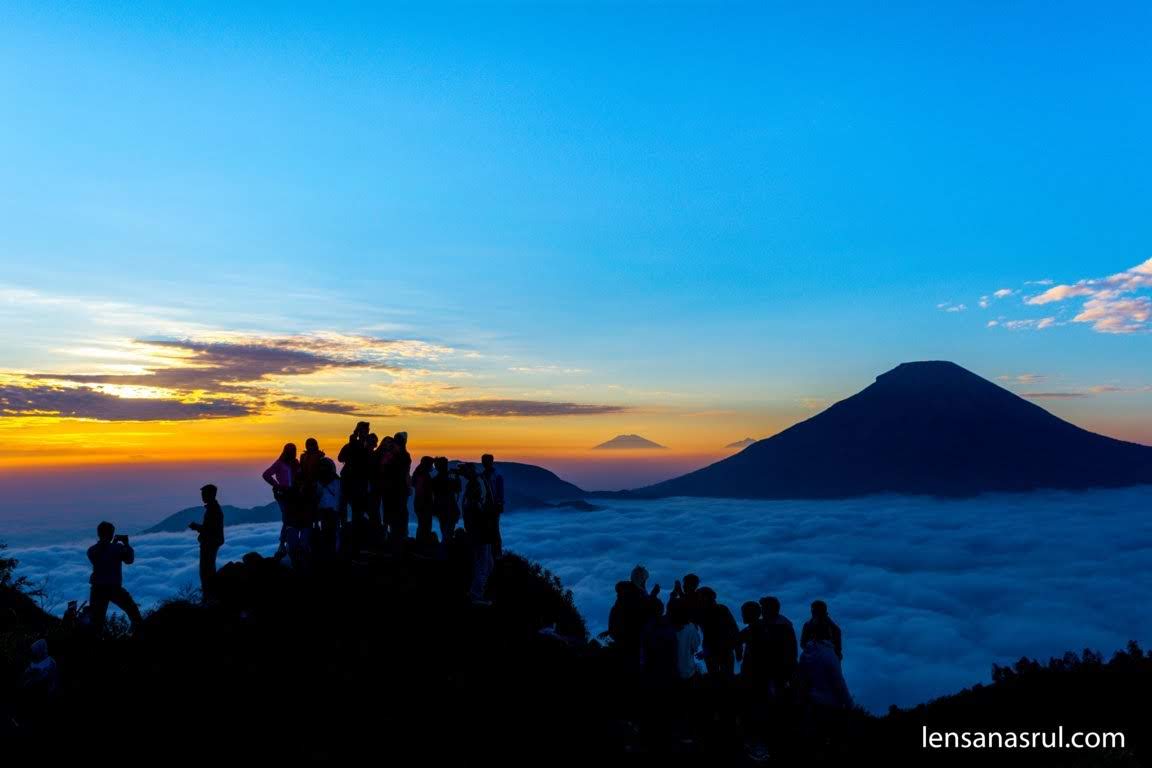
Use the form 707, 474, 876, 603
189, 484, 225, 601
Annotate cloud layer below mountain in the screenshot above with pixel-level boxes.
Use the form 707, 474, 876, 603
12, 487, 1152, 713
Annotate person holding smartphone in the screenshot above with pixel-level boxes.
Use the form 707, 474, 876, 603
86, 521, 142, 632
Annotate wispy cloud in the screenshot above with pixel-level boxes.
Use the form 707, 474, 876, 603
409, 399, 628, 417
508, 365, 587, 375
937, 302, 967, 313
978, 289, 1015, 309
978, 260, 1152, 334
997, 373, 1046, 385
1020, 258, 1152, 334
991, 318, 1059, 331
1019, 384, 1151, 399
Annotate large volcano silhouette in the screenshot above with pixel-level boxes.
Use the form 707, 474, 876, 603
636, 361, 1152, 498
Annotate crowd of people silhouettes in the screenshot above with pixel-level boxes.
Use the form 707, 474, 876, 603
253, 421, 506, 602
74, 420, 508, 636
607, 564, 853, 729
68, 420, 849, 743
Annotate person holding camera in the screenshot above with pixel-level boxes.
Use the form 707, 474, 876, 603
86, 521, 143, 632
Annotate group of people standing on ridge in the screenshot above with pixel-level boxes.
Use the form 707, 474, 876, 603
608, 566, 852, 715
257, 422, 504, 602
77, 421, 506, 634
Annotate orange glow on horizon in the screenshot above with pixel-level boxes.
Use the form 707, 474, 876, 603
0, 409, 771, 473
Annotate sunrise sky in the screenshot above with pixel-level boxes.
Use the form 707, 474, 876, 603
2, 3, 1151, 500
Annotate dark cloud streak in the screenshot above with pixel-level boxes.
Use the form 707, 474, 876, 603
409, 399, 628, 417
0, 383, 251, 421
275, 398, 374, 415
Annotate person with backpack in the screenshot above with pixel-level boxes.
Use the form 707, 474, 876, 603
188, 483, 225, 601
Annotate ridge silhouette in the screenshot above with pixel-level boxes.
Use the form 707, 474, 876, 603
635, 361, 1152, 498
3, 538, 1148, 766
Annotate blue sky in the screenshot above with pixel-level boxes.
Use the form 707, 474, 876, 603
1, 2, 1150, 485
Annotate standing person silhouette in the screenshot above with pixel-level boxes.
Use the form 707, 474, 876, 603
262, 442, 300, 547
760, 596, 798, 695
382, 432, 412, 545
460, 462, 483, 537
607, 565, 662, 667
87, 521, 142, 632
431, 457, 461, 553
338, 422, 372, 537
188, 484, 224, 601
298, 437, 326, 525
315, 457, 342, 555
411, 456, 436, 544
365, 433, 382, 530
461, 462, 495, 603
480, 453, 504, 557
697, 587, 740, 679
668, 573, 703, 625
801, 600, 843, 660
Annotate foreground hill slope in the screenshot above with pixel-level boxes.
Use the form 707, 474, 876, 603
3, 539, 1149, 765
637, 361, 1152, 499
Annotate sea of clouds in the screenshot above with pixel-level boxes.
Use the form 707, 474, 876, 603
11, 486, 1152, 713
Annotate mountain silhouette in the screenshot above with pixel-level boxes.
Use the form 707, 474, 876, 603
635, 361, 1152, 499
593, 434, 666, 450
142, 502, 281, 534
725, 437, 758, 449
142, 460, 592, 534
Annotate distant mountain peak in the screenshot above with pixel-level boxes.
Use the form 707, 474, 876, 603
725, 437, 758, 449
633, 361, 1152, 499
593, 434, 666, 450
